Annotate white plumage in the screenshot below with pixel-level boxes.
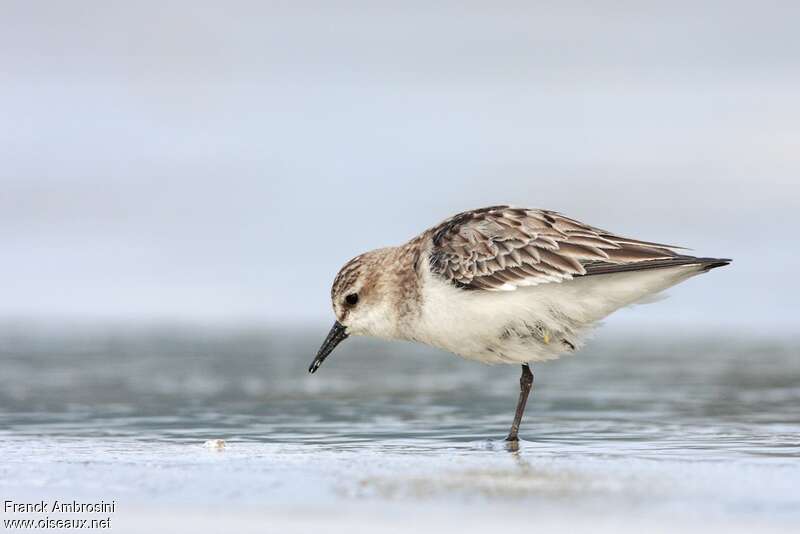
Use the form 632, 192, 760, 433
414, 262, 705, 364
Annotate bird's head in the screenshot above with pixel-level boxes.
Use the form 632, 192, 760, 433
308, 249, 397, 374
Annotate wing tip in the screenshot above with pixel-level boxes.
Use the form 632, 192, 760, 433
698, 257, 732, 272
583, 256, 731, 276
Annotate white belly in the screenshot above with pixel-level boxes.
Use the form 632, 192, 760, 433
411, 264, 706, 364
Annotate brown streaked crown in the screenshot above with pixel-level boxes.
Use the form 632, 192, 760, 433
331, 255, 365, 302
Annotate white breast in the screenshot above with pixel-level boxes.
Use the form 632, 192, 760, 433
410, 263, 707, 364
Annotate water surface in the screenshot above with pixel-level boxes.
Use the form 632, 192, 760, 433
1, 325, 798, 532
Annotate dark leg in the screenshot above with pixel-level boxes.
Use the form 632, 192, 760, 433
505, 364, 533, 442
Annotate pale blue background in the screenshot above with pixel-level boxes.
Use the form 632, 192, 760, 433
1, 1, 797, 330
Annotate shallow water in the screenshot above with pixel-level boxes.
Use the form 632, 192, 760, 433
1, 324, 798, 532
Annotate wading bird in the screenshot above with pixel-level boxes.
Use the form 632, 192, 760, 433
308, 206, 729, 442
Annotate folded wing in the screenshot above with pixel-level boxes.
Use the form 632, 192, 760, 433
427, 205, 728, 291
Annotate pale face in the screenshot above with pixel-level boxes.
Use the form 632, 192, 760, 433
308, 252, 398, 374
331, 270, 395, 339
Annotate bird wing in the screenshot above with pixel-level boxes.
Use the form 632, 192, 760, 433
426, 205, 706, 291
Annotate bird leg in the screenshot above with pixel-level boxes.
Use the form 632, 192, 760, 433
505, 364, 533, 442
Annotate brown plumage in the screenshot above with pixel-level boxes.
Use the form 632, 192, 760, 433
428, 206, 729, 290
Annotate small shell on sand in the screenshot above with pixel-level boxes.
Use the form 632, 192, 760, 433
203, 439, 227, 450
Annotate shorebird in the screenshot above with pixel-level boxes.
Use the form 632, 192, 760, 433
308, 206, 729, 442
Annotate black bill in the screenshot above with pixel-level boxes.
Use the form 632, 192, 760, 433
308, 321, 349, 374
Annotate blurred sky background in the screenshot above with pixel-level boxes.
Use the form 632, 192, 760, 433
1, 1, 798, 332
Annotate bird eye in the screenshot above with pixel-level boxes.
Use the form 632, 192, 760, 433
344, 293, 359, 306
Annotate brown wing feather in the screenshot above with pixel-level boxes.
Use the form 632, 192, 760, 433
427, 206, 718, 291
